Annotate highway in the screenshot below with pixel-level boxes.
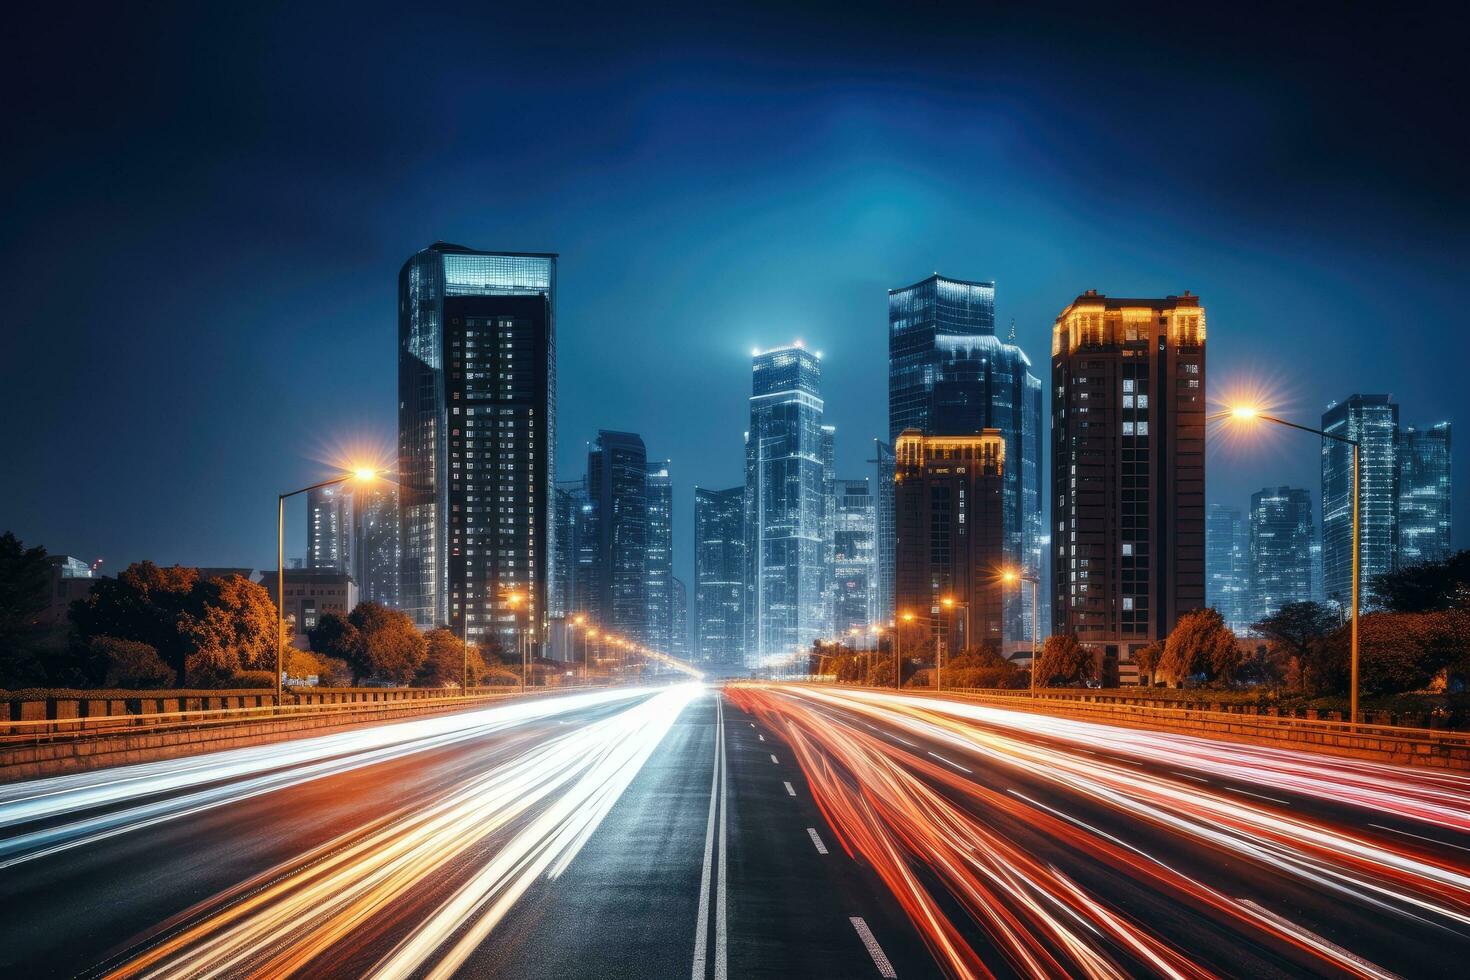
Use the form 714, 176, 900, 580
0, 684, 1467, 978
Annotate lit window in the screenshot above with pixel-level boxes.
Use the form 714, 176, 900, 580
1123, 422, 1135, 435
1122, 543, 1133, 556
1123, 597, 1134, 611
1137, 422, 1149, 436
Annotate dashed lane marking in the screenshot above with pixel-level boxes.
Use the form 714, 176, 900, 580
806, 827, 829, 855
849, 916, 897, 977
783, 781, 796, 796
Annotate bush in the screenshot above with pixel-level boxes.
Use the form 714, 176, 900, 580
94, 636, 175, 688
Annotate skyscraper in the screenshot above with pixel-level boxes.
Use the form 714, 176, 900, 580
1399, 422, 1453, 566
671, 576, 689, 661
695, 485, 745, 667
887, 274, 1044, 646
894, 430, 1008, 654
1322, 395, 1397, 609
551, 482, 580, 619
1051, 290, 1207, 675
819, 424, 837, 635
1249, 487, 1314, 621
872, 439, 896, 628
398, 242, 555, 657
832, 477, 876, 634
645, 459, 674, 652
353, 484, 400, 609
1206, 504, 1249, 633
587, 430, 648, 643
307, 485, 354, 574
745, 344, 827, 665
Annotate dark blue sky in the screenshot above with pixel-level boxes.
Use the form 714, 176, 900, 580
3, 2, 1466, 593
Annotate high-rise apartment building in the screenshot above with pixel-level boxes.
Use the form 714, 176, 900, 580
819, 424, 837, 635
671, 576, 689, 661
894, 430, 1007, 654
1399, 422, 1453, 566
307, 485, 354, 574
872, 439, 896, 627
696, 485, 745, 667
587, 430, 648, 643
551, 482, 580, 619
832, 477, 876, 634
1249, 487, 1314, 621
1050, 290, 1207, 672
645, 459, 674, 652
887, 274, 1044, 646
744, 344, 827, 665
398, 243, 555, 656
1206, 504, 1249, 633
1321, 395, 1398, 609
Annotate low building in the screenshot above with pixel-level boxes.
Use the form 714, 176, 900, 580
40, 555, 104, 626
260, 570, 358, 649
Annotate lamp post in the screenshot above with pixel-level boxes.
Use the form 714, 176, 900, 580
940, 596, 970, 689
501, 590, 527, 692
1002, 569, 1040, 696
898, 612, 915, 690
275, 468, 380, 705
1217, 406, 1362, 726
868, 624, 883, 684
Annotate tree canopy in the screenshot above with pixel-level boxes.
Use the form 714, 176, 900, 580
309, 603, 426, 684
1034, 634, 1095, 687
1372, 551, 1470, 613
1158, 608, 1239, 686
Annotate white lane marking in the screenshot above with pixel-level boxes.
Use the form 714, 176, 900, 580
783, 781, 796, 797
692, 694, 722, 980
887, 733, 918, 749
1170, 770, 1211, 784
849, 916, 898, 977
716, 698, 729, 980
749, 723, 755, 728
1370, 823, 1470, 854
758, 734, 765, 742
926, 751, 971, 774
770, 754, 779, 765
1233, 788, 1292, 807
1238, 899, 1400, 979
807, 827, 829, 855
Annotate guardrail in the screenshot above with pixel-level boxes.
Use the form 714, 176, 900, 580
0, 686, 588, 747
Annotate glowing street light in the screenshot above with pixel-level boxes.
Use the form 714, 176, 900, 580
1001, 568, 1041, 696
1215, 403, 1362, 726
276, 467, 382, 703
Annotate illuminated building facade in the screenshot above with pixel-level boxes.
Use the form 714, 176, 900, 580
894, 430, 1007, 655
872, 439, 896, 626
645, 459, 674, 653
587, 430, 648, 643
695, 485, 745, 667
397, 242, 555, 656
1050, 290, 1207, 677
1249, 487, 1314, 621
887, 274, 1044, 647
744, 344, 828, 665
1398, 422, 1453, 566
1206, 503, 1249, 633
354, 484, 400, 608
832, 477, 876, 635
1321, 395, 1397, 610
307, 485, 353, 574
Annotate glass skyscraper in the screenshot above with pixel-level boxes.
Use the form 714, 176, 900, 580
645, 459, 674, 653
744, 344, 827, 666
587, 430, 648, 643
1399, 422, 1453, 567
887, 275, 1044, 645
1206, 503, 1249, 633
307, 485, 354, 574
397, 243, 555, 654
872, 439, 896, 627
819, 424, 837, 635
1322, 395, 1397, 610
1249, 487, 1314, 622
695, 485, 745, 667
353, 484, 400, 609
832, 477, 875, 634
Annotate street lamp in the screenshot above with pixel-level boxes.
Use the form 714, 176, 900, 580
897, 611, 916, 690
502, 590, 527, 692
939, 596, 970, 691
1002, 569, 1040, 696
1216, 405, 1362, 726
276, 468, 382, 704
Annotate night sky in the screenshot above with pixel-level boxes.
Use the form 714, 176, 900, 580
3, 2, 1466, 596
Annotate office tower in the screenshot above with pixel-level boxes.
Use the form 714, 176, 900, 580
1321, 395, 1398, 609
872, 439, 896, 627
1399, 422, 1453, 566
306, 485, 354, 574
1249, 487, 1314, 621
354, 484, 400, 608
696, 485, 746, 667
671, 576, 689, 660
587, 430, 648, 642
1051, 290, 1207, 673
894, 430, 1007, 654
887, 274, 1044, 647
1206, 504, 1249, 632
551, 483, 580, 618
832, 478, 875, 634
398, 243, 555, 656
1310, 520, 1324, 603
745, 344, 828, 665
819, 424, 837, 635
645, 459, 674, 652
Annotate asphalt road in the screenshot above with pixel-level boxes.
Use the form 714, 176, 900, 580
2, 683, 1467, 978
